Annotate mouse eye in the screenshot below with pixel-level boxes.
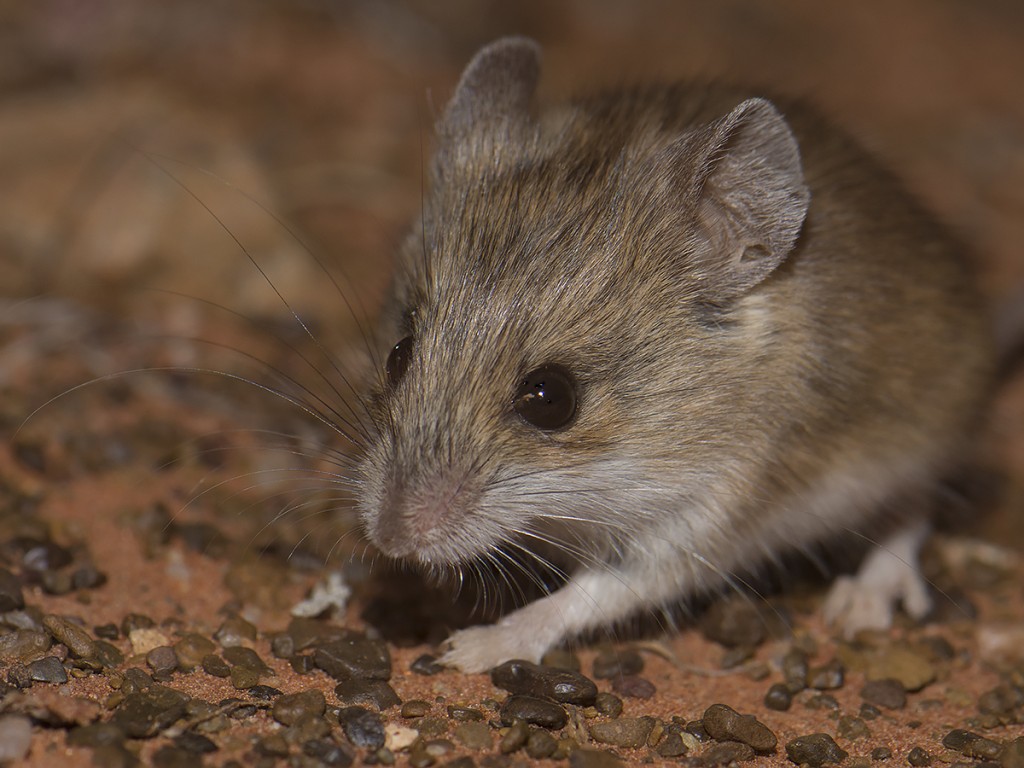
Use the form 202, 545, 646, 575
513, 364, 578, 430
386, 336, 414, 388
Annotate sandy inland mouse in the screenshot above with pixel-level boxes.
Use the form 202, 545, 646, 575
355, 37, 993, 672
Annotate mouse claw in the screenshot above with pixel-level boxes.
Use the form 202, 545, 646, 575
439, 622, 550, 673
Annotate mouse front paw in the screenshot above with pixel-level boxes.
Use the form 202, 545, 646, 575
822, 558, 931, 638
439, 622, 551, 673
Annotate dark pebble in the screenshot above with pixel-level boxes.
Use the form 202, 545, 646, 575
269, 632, 295, 659
906, 746, 931, 766
229, 666, 259, 690
42, 614, 97, 659
401, 700, 431, 719
703, 741, 756, 766
764, 683, 793, 711
335, 678, 401, 710
272, 692, 323, 729
112, 686, 190, 738
121, 613, 155, 635
0, 568, 25, 612
804, 693, 840, 711
71, 564, 107, 590
656, 731, 689, 758
683, 719, 711, 743
568, 749, 624, 768
284, 617, 354, 652
173, 731, 218, 754
837, 715, 870, 741
28, 656, 67, 684
338, 706, 386, 750
525, 729, 558, 759
290, 654, 316, 675
94, 640, 125, 669
1002, 737, 1024, 768
588, 716, 655, 748
303, 738, 354, 767
808, 659, 845, 690
411, 654, 444, 676
174, 634, 216, 671
0, 630, 51, 663
7, 663, 32, 688
443, 758, 475, 768
784, 733, 848, 767
414, 717, 450, 738
978, 684, 1024, 716
214, 616, 258, 647
702, 703, 777, 753
315, 637, 392, 681
941, 729, 1002, 760
146, 646, 179, 678
700, 598, 767, 649
593, 691, 623, 718
447, 706, 484, 722
122, 667, 154, 692
247, 685, 282, 701
222, 645, 269, 672
151, 746, 194, 768
592, 649, 644, 679
22, 541, 73, 572
454, 722, 493, 751
94, 624, 120, 641
871, 746, 892, 761
202, 655, 230, 678
255, 733, 290, 757
491, 659, 597, 706
499, 694, 568, 729
611, 675, 655, 699
499, 720, 529, 754
67, 723, 128, 748
860, 702, 882, 721
782, 649, 809, 692
41, 569, 73, 595
860, 678, 907, 710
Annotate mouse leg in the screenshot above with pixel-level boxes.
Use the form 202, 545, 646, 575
439, 541, 694, 672
821, 516, 932, 637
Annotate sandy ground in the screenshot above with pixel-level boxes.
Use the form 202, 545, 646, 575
2, 2, 1024, 766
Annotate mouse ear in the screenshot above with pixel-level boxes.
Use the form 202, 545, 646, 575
680, 98, 810, 300
437, 37, 541, 153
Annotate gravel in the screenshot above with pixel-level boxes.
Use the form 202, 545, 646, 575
784, 733, 848, 766
498, 694, 568, 729
490, 660, 598, 706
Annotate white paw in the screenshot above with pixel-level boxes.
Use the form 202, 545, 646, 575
439, 622, 548, 673
823, 564, 931, 639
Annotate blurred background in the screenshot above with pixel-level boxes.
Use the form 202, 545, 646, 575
0, 0, 1022, 540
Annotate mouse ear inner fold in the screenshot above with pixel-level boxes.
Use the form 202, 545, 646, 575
683, 97, 811, 300
437, 36, 541, 154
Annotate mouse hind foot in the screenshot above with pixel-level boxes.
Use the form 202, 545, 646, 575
822, 518, 932, 638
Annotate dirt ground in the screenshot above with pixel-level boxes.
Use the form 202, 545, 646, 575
2, 2, 1024, 767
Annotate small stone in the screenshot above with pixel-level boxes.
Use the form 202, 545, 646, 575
0, 630, 51, 663
656, 730, 689, 758
214, 615, 258, 647
568, 749, 624, 768
202, 655, 230, 678
335, 678, 401, 709
339, 706, 386, 750
978, 684, 1024, 715
1001, 737, 1024, 768
120, 613, 154, 635
871, 746, 892, 761
414, 717, 450, 738
112, 686, 190, 738
385, 723, 419, 751
173, 731, 218, 754
860, 678, 907, 710
222, 645, 269, 673
593, 692, 623, 718
611, 675, 655, 699
0, 569, 25, 612
588, 716, 655, 748
941, 729, 1002, 760
146, 646, 179, 678
409, 744, 436, 768
129, 628, 170, 656
28, 656, 67, 683
782, 648, 810, 692
411, 654, 444, 676
42, 614, 97, 659
94, 624, 120, 641
71, 564, 107, 590
7, 662, 32, 688
67, 723, 127, 748
447, 706, 485, 722
906, 746, 931, 766
804, 693, 840, 710
592, 649, 644, 679
247, 684, 282, 701
173, 634, 216, 671
491, 659, 597, 706
866, 648, 935, 692
499, 695, 568, 730
454, 722, 493, 751
152, 746, 195, 768
808, 659, 845, 690
315, 637, 392, 681
499, 720, 529, 754
702, 703, 777, 753
859, 702, 882, 720
785, 733, 848, 767
700, 597, 767, 648
526, 729, 558, 758
703, 741, 755, 766
764, 683, 793, 711
273, 690, 326, 726
0, 715, 32, 762
229, 666, 259, 690
401, 700, 431, 718
837, 715, 870, 741
255, 733, 290, 757
304, 738, 355, 766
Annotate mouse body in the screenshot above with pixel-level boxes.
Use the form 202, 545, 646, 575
355, 38, 993, 672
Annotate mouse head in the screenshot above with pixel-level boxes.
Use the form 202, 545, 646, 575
357, 38, 809, 566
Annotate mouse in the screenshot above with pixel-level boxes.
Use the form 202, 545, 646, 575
354, 36, 994, 673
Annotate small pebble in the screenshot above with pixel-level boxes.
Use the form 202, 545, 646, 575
0, 569, 25, 612
385, 723, 420, 752
146, 646, 179, 678
808, 659, 845, 690
588, 716, 655, 748
273, 690, 326, 726
593, 692, 623, 718
411, 654, 444, 676
702, 703, 777, 753
764, 683, 793, 711
121, 613, 154, 635
447, 706, 485, 722
906, 746, 931, 766
67, 723, 128, 748
782, 649, 809, 692
859, 702, 882, 721
871, 746, 892, 761
700, 597, 767, 648
804, 693, 840, 710
592, 649, 644, 679
0, 715, 32, 762
339, 706, 387, 750
42, 614, 97, 659
71, 564, 107, 590
129, 627, 170, 656
655, 731, 689, 758
402, 700, 431, 719
214, 615, 258, 647
860, 678, 907, 710
611, 675, 655, 699
255, 733, 290, 757
499, 720, 529, 754
174, 634, 217, 671
304, 738, 354, 766
222, 645, 269, 672
94, 624, 120, 641
111, 686, 189, 738
28, 656, 68, 684
315, 637, 392, 681
201, 655, 230, 678
0, 630, 51, 663
229, 666, 259, 690
247, 684, 282, 701
785, 733, 848, 767
568, 748, 624, 768
941, 729, 1002, 760
837, 715, 870, 741
499, 695, 568, 729
335, 678, 401, 709
702, 741, 756, 766
1001, 737, 1024, 768
453, 722, 493, 751
866, 648, 935, 692
173, 731, 218, 754
491, 659, 597, 706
